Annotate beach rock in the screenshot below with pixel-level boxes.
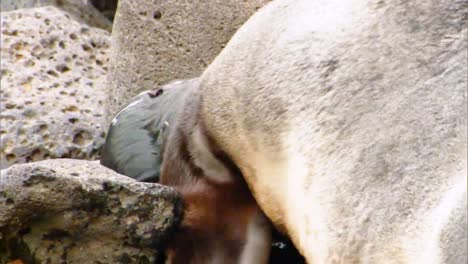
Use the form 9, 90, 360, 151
0, 159, 182, 263
0, 0, 112, 31
0, 6, 110, 169
106, 0, 270, 123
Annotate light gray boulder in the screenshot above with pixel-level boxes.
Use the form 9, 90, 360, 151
106, 0, 271, 123
0, 159, 182, 263
0, 6, 110, 169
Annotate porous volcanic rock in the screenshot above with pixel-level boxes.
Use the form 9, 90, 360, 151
0, 159, 182, 263
0, 0, 112, 31
0, 6, 110, 169
106, 0, 271, 123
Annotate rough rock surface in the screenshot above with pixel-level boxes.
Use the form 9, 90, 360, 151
0, 159, 182, 263
106, 0, 271, 123
0, 6, 110, 169
0, 0, 112, 31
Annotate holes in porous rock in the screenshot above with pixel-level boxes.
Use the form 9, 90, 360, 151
69, 33, 78, 40
139, 11, 147, 16
11, 42, 24, 51
5, 103, 16, 109
39, 124, 48, 133
58, 41, 66, 49
44, 18, 51, 26
40, 37, 57, 49
2, 29, 18, 36
153, 11, 162, 20
1, 69, 10, 77
0, 115, 16, 121
95, 59, 103, 66
42, 134, 49, 140
6, 198, 14, 204
46, 70, 59, 77
60, 91, 68, 95
56, 64, 70, 73
26, 148, 43, 162
62, 105, 79, 112
6, 153, 16, 162
68, 117, 78, 124
82, 44, 91, 52
73, 130, 90, 146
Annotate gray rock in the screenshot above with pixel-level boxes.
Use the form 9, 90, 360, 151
0, 159, 182, 263
0, 0, 112, 31
106, 0, 271, 124
0, 6, 110, 169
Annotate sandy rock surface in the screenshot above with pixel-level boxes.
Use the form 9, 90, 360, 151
0, 159, 182, 263
106, 0, 271, 123
0, 6, 110, 169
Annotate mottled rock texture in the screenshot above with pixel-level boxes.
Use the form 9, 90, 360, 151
106, 0, 271, 123
0, 0, 112, 31
0, 6, 110, 169
0, 159, 182, 263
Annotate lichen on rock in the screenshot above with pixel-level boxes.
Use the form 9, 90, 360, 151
0, 159, 183, 263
